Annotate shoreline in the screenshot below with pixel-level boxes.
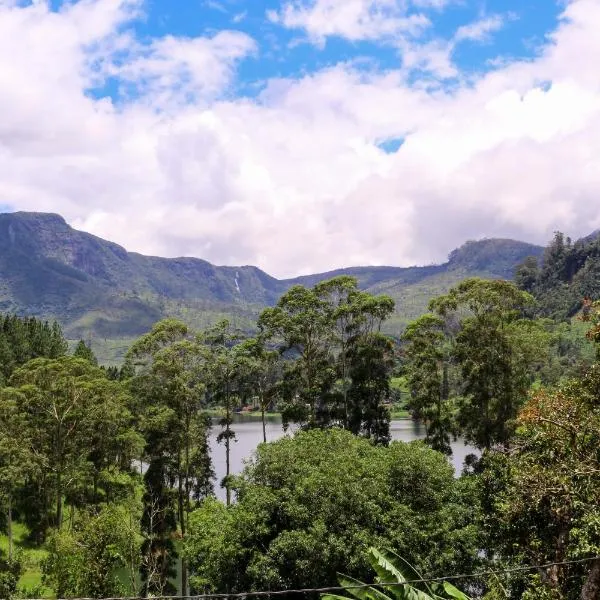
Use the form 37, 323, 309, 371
202, 408, 411, 420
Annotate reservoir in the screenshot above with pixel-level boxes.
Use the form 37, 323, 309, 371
208, 415, 476, 501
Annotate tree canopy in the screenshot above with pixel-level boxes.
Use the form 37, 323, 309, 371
185, 429, 481, 595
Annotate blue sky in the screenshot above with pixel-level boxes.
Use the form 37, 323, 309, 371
88, 0, 563, 101
1, 0, 599, 277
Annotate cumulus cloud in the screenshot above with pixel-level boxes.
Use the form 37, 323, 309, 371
0, 0, 600, 278
115, 31, 256, 108
454, 14, 506, 43
268, 0, 432, 45
397, 13, 507, 78
267, 1, 509, 79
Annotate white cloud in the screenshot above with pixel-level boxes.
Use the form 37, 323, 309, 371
115, 31, 256, 108
1, 0, 600, 278
454, 14, 506, 43
269, 1, 508, 80
269, 0, 431, 44
399, 13, 507, 78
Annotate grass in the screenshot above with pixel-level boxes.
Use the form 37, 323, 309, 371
390, 408, 410, 419
0, 522, 51, 598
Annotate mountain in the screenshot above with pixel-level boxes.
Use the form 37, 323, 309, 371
0, 211, 544, 363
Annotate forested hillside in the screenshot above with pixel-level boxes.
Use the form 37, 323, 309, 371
516, 230, 600, 319
0, 212, 544, 363
1, 271, 599, 599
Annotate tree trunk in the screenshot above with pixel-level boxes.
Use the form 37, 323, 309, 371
547, 524, 569, 589
181, 431, 191, 598
177, 452, 184, 534
262, 403, 267, 443
56, 470, 63, 530
226, 382, 231, 507
7, 497, 12, 561
341, 344, 348, 430
180, 498, 188, 598
181, 556, 189, 598
581, 558, 600, 600
93, 471, 98, 504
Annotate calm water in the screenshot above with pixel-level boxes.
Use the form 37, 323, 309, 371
208, 415, 476, 501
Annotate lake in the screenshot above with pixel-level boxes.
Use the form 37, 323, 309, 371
208, 415, 476, 501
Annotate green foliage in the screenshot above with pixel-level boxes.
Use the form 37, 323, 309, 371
404, 278, 548, 451
403, 314, 455, 455
0, 212, 544, 363
185, 430, 481, 594
516, 230, 600, 321
200, 319, 248, 505
128, 318, 215, 594
41, 500, 143, 599
72, 339, 98, 365
1, 356, 141, 540
258, 276, 394, 439
482, 364, 600, 599
346, 333, 393, 444
0, 314, 67, 385
0, 550, 21, 600
322, 547, 472, 600
4, 215, 600, 600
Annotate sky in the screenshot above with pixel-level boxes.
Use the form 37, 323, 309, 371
0, 0, 599, 278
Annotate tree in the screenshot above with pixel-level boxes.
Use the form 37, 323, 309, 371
429, 278, 545, 450
258, 277, 395, 433
316, 277, 395, 434
0, 314, 67, 384
3, 355, 141, 543
42, 499, 143, 599
403, 314, 456, 455
514, 256, 540, 294
7, 357, 129, 532
322, 547, 472, 600
72, 339, 98, 365
0, 549, 21, 600
128, 318, 214, 594
201, 319, 246, 506
140, 460, 178, 597
0, 389, 34, 560
234, 337, 283, 443
346, 332, 393, 444
483, 366, 600, 600
185, 430, 481, 595
258, 285, 335, 428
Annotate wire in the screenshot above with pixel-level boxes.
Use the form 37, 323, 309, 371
33, 555, 600, 600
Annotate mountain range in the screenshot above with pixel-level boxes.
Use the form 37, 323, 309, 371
0, 211, 545, 363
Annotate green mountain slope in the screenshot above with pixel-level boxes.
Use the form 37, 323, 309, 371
0, 212, 544, 363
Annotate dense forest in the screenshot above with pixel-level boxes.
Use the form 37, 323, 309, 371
0, 232, 599, 599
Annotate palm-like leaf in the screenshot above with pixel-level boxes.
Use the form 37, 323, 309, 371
369, 548, 437, 600
321, 548, 472, 600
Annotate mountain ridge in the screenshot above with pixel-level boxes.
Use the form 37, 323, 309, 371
0, 211, 545, 363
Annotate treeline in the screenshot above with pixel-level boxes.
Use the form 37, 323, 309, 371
516, 230, 600, 319
0, 277, 399, 598
0, 315, 67, 385
0, 270, 599, 599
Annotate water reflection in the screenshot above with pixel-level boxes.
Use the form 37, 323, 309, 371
208, 415, 476, 501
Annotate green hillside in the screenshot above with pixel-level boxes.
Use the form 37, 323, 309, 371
0, 212, 544, 363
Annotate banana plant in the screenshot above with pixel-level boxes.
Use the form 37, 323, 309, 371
321, 547, 472, 600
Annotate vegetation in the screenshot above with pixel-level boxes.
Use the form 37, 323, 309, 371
1, 212, 543, 364
258, 276, 395, 441
0, 227, 599, 599
184, 430, 480, 594
515, 230, 600, 320
403, 279, 550, 453
323, 547, 473, 600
